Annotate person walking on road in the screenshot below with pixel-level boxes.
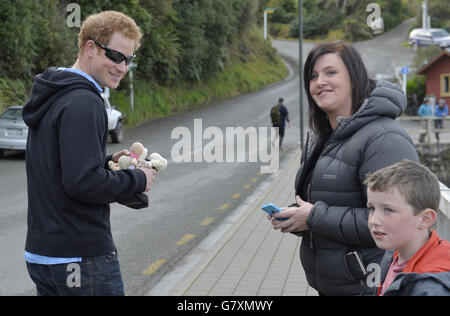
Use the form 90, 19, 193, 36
270, 98, 290, 148
22, 11, 156, 296
268, 41, 418, 296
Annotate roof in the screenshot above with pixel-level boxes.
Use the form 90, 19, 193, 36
417, 50, 450, 75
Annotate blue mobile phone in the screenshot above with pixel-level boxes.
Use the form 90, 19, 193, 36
261, 203, 289, 221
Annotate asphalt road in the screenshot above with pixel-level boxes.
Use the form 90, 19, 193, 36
0, 19, 414, 296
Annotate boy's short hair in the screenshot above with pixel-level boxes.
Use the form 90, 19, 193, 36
78, 11, 142, 55
364, 160, 440, 215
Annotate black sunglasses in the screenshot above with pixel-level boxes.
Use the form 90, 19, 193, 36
90, 38, 135, 66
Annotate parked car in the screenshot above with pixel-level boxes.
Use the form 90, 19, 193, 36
0, 92, 124, 157
102, 88, 124, 143
0, 105, 27, 156
408, 28, 450, 49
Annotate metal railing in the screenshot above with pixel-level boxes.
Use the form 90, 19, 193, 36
397, 116, 450, 146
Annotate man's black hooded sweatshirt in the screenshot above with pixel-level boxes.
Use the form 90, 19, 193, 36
23, 68, 146, 257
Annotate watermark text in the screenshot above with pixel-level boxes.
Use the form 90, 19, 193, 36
171, 119, 279, 173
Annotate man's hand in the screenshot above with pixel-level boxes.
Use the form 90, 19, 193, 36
137, 167, 157, 192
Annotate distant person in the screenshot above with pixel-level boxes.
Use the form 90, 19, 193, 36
435, 99, 448, 143
270, 98, 290, 148
22, 11, 156, 296
365, 160, 450, 296
268, 41, 418, 295
417, 97, 432, 143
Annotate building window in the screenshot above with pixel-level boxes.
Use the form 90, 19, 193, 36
442, 74, 450, 97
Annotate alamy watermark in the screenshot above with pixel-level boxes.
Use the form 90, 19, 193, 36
66, 263, 81, 288
366, 262, 381, 288
170, 119, 280, 173
366, 3, 384, 34
66, 3, 81, 28
63, 260, 382, 291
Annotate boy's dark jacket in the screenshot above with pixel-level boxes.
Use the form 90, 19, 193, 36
23, 68, 146, 257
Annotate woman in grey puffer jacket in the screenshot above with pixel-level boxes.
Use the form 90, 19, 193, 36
270, 42, 419, 295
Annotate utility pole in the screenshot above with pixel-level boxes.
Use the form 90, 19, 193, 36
298, 0, 305, 148
422, 0, 428, 29
129, 62, 137, 110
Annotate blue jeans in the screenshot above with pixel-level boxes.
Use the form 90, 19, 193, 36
26, 252, 125, 296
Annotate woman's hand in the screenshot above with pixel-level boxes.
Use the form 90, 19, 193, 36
270, 196, 313, 233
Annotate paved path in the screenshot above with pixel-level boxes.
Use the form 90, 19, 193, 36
149, 148, 317, 296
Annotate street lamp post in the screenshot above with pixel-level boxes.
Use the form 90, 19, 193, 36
401, 66, 409, 96
264, 8, 275, 40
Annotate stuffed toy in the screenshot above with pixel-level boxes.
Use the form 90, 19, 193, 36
108, 142, 167, 210
108, 142, 167, 171
139, 153, 168, 171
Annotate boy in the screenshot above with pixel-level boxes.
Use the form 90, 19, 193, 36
365, 160, 450, 296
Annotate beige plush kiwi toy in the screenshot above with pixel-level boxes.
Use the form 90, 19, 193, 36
108, 142, 167, 171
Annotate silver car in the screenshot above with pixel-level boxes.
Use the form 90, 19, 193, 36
0, 94, 124, 157
0, 105, 27, 156
408, 28, 450, 49
102, 91, 124, 143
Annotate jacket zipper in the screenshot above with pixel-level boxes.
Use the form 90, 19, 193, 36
306, 130, 335, 250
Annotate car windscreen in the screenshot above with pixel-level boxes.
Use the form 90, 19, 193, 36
0, 108, 23, 120
431, 30, 450, 38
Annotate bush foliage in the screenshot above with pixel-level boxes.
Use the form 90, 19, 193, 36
262, 0, 408, 41
0, 0, 264, 84
0, 0, 288, 123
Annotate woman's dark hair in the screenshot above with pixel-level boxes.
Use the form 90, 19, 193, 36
303, 41, 375, 139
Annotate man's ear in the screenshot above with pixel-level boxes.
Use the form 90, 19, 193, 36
418, 208, 437, 230
85, 39, 97, 58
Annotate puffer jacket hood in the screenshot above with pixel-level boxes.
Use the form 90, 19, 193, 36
23, 67, 101, 128
335, 80, 406, 140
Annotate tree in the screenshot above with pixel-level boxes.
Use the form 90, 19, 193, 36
0, 0, 268, 88
0, 0, 35, 79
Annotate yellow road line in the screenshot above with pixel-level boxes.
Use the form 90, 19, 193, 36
251, 178, 258, 183
243, 184, 251, 189
200, 217, 214, 226
219, 203, 230, 211
142, 259, 167, 275
232, 193, 241, 199
176, 234, 195, 245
